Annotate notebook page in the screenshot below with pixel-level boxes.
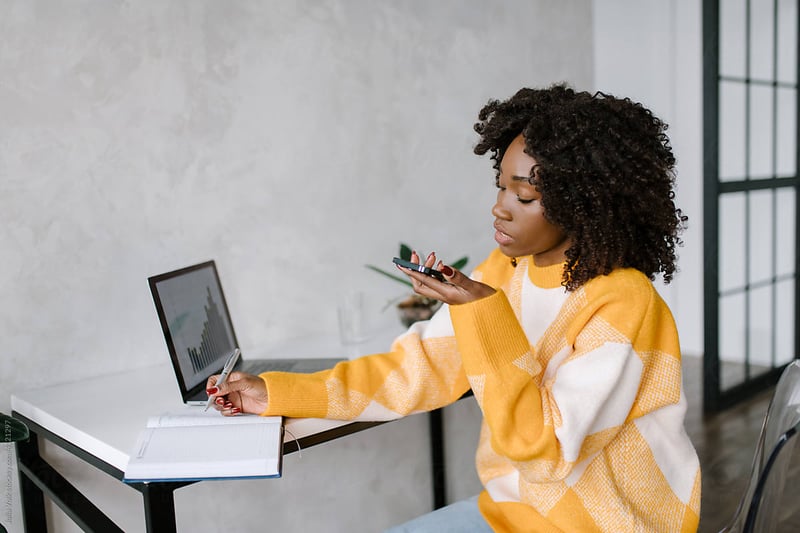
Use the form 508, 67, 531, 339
147, 409, 281, 428
124, 412, 283, 481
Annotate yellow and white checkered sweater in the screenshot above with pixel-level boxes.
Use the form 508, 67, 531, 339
261, 250, 701, 532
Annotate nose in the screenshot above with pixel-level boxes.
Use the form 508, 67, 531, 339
492, 198, 511, 221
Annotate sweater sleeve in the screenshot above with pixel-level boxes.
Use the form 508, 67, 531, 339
259, 304, 470, 420
450, 270, 678, 483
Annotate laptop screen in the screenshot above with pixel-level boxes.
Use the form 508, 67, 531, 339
149, 261, 239, 396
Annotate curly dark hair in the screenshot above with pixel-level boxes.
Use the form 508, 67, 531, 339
473, 83, 687, 290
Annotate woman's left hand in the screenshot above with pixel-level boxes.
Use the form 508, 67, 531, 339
397, 251, 496, 306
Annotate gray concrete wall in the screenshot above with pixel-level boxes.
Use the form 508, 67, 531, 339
0, 1, 593, 531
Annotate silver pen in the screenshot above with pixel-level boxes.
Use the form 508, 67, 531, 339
204, 348, 241, 412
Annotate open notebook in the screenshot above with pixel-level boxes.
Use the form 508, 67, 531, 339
123, 409, 283, 482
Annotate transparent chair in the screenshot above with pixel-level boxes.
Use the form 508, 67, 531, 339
1, 412, 29, 443
719, 360, 800, 533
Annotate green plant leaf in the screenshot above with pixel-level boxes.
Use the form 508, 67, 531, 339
450, 256, 469, 270
399, 243, 413, 261
1, 413, 29, 443
364, 265, 413, 287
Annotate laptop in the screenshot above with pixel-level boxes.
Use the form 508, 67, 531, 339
149, 260, 343, 405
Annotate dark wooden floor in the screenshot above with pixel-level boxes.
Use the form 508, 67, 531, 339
682, 356, 800, 532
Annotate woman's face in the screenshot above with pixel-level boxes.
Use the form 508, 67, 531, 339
492, 134, 571, 266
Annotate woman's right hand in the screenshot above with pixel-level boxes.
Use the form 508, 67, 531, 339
206, 371, 269, 416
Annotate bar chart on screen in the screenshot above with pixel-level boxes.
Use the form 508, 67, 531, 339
185, 287, 231, 373
154, 265, 238, 390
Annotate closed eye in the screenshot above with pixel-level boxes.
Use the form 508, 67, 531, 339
496, 177, 535, 204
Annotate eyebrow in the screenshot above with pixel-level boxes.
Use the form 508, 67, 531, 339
498, 162, 536, 183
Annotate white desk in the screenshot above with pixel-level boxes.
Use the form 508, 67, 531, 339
12, 362, 450, 532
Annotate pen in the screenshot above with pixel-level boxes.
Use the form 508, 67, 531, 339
204, 348, 241, 412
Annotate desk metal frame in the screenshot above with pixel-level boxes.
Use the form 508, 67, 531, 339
13, 409, 450, 533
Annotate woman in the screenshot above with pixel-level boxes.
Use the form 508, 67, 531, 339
207, 84, 701, 532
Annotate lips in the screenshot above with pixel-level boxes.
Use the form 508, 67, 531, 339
494, 224, 513, 245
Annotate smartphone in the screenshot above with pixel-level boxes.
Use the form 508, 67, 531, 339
393, 257, 446, 282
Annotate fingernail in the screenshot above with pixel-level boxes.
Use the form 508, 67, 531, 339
206, 387, 219, 395
441, 265, 454, 277
426, 252, 435, 261
215, 397, 225, 405
224, 401, 233, 408
231, 407, 241, 414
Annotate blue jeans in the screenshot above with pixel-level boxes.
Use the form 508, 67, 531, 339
384, 496, 493, 532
